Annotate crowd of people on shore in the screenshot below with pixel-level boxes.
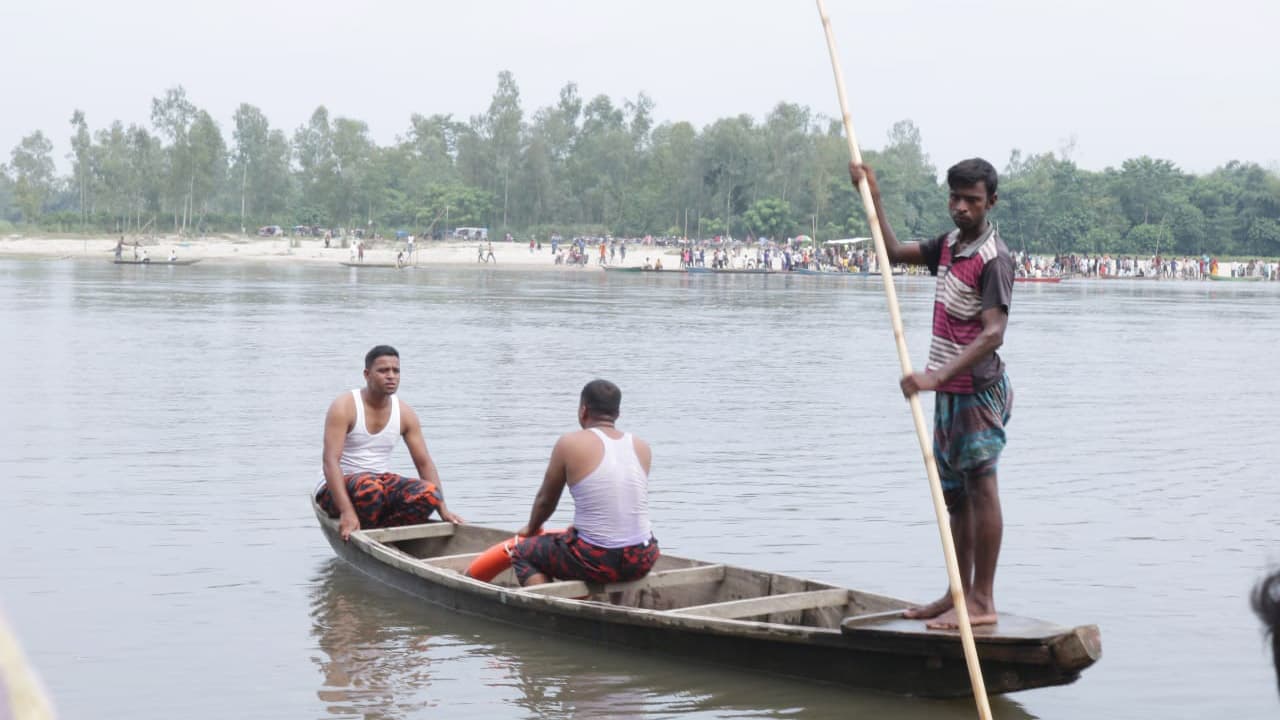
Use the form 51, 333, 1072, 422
528, 233, 907, 273
1014, 252, 1280, 280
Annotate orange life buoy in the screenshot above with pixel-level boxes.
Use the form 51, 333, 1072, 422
465, 529, 563, 581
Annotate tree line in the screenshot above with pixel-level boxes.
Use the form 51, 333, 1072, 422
3, 72, 1279, 257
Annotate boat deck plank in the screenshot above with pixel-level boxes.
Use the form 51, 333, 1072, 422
842, 611, 1069, 642
360, 523, 455, 543
670, 588, 849, 619
522, 564, 727, 598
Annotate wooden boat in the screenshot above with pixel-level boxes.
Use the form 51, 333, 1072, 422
340, 261, 409, 269
1013, 276, 1062, 284
1208, 274, 1264, 282
112, 258, 202, 266
312, 497, 1101, 697
602, 266, 683, 273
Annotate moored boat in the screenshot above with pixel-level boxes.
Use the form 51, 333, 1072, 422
112, 258, 202, 266
313, 496, 1101, 697
1014, 276, 1062, 284
340, 261, 412, 269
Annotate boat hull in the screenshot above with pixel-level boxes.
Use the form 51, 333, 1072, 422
314, 500, 1099, 697
112, 259, 202, 266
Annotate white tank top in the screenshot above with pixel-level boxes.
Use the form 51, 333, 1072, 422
569, 429, 652, 548
339, 389, 401, 472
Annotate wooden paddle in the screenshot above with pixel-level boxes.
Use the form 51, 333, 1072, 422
813, 1, 994, 717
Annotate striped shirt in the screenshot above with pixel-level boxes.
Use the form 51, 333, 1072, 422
918, 223, 1014, 394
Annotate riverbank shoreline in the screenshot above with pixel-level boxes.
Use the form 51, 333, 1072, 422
0, 234, 679, 271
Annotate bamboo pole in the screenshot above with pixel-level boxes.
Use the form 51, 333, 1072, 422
814, 1, 993, 717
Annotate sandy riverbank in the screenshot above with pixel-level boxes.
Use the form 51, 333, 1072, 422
0, 234, 681, 271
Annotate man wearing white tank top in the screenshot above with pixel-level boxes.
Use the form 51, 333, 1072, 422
317, 345, 463, 540
510, 379, 659, 587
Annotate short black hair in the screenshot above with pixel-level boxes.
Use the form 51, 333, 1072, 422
580, 379, 621, 420
1254, 570, 1280, 696
365, 345, 399, 369
947, 158, 998, 198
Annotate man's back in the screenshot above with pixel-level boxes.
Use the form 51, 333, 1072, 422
562, 428, 651, 548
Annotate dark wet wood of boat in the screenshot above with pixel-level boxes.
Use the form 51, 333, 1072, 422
313, 497, 1101, 697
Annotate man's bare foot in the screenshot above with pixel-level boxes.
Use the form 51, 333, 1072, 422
903, 594, 953, 620
926, 600, 997, 630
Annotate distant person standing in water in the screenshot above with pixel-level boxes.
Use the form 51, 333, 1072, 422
115, 237, 124, 261
849, 158, 1015, 631
317, 345, 464, 541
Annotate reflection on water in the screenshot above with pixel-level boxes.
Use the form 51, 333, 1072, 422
308, 560, 1034, 720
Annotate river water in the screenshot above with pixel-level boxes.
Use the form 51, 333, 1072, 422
1, 258, 1276, 719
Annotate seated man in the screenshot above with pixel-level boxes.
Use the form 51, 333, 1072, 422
511, 380, 659, 587
317, 345, 463, 541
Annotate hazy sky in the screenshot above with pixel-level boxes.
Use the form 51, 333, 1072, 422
3, 0, 1277, 176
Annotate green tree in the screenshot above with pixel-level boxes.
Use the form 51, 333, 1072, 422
150, 86, 197, 231
293, 106, 336, 225
1246, 217, 1280, 256
69, 110, 92, 227
10, 131, 56, 222
742, 197, 795, 240
187, 110, 227, 231
232, 103, 290, 231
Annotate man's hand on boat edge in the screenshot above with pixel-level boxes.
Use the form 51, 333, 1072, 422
438, 506, 465, 525
339, 510, 360, 541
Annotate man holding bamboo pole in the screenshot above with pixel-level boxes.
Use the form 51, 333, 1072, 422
849, 158, 1015, 631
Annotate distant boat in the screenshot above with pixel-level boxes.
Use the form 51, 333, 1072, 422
1208, 274, 1263, 282
1014, 276, 1062, 284
112, 258, 202, 266
340, 262, 410, 269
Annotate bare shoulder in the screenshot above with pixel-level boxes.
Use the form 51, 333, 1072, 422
397, 397, 421, 431
326, 391, 356, 421
631, 434, 652, 467
557, 428, 593, 449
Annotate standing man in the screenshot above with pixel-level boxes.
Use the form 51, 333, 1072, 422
317, 345, 463, 541
510, 380, 659, 587
849, 158, 1015, 630
485, 242, 496, 263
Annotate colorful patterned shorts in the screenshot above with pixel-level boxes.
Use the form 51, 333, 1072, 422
934, 373, 1013, 496
316, 472, 442, 528
510, 528, 660, 586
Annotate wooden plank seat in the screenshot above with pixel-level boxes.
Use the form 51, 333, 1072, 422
522, 564, 728, 598
668, 588, 850, 620
418, 551, 485, 572
360, 523, 456, 543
